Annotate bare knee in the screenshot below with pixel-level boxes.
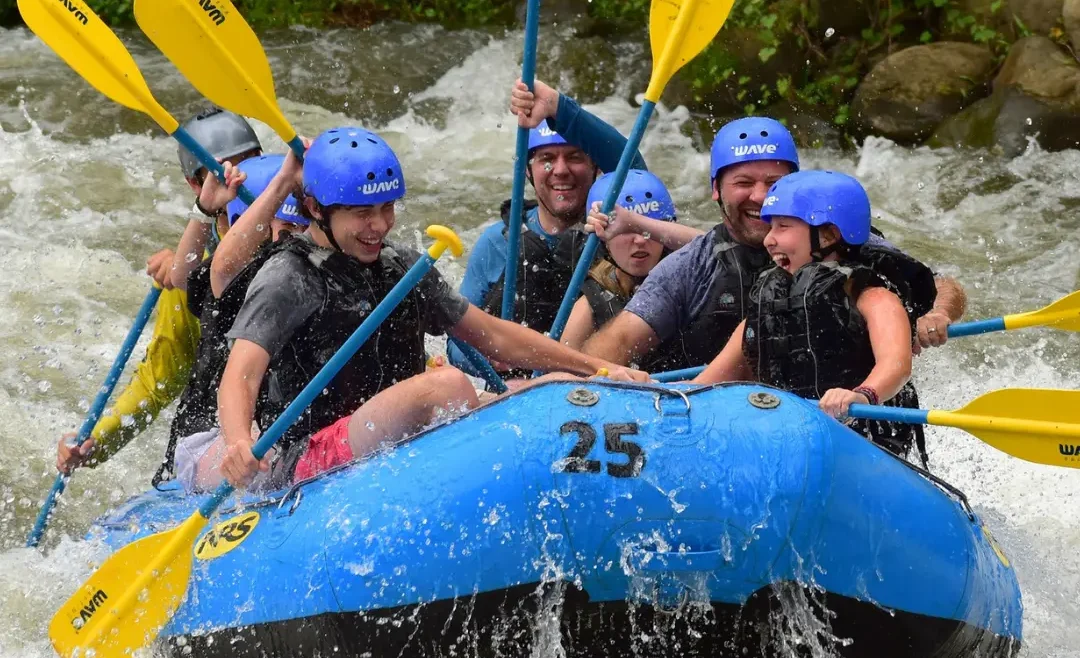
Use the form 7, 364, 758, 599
422, 366, 478, 408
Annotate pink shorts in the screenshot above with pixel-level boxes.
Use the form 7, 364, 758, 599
293, 416, 354, 482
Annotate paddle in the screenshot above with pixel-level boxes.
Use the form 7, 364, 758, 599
48, 226, 464, 658
948, 290, 1080, 337
25, 286, 162, 548
133, 0, 305, 159
17, 0, 256, 204
849, 388, 1080, 469
546, 0, 734, 342
448, 338, 509, 394
501, 0, 541, 320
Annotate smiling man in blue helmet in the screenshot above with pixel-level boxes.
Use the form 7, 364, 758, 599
199, 128, 645, 490
450, 91, 648, 379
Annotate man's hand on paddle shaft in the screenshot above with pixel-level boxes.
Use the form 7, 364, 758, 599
510, 78, 560, 129
56, 432, 94, 473
199, 160, 247, 216
145, 248, 175, 289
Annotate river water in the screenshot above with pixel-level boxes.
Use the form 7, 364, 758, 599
0, 21, 1076, 658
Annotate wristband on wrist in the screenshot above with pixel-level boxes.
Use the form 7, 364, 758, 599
194, 195, 224, 219
852, 386, 879, 406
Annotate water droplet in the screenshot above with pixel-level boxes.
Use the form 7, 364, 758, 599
256, 224, 265, 232
917, 182, 925, 190
392, 85, 401, 94
37, 380, 51, 393
185, 251, 198, 263
366, 421, 376, 431
52, 305, 63, 316
120, 414, 135, 428
825, 27, 835, 38
174, 304, 181, 311
543, 162, 553, 172
78, 398, 90, 412
1025, 117, 1032, 126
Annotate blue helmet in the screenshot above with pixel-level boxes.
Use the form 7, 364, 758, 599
226, 154, 307, 227
303, 127, 405, 207
586, 170, 676, 222
710, 117, 799, 183
527, 123, 569, 155
760, 170, 871, 245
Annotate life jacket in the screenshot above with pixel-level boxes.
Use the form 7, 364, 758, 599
581, 258, 686, 373
154, 242, 280, 486
654, 225, 774, 371
253, 235, 426, 454
742, 258, 927, 462
481, 199, 587, 333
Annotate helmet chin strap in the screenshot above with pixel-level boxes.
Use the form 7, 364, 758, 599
809, 226, 841, 262
314, 204, 344, 252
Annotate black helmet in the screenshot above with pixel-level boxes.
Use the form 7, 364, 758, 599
176, 108, 262, 179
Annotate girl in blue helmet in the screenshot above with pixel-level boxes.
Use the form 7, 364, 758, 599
694, 170, 922, 459
199, 127, 644, 491
563, 171, 698, 373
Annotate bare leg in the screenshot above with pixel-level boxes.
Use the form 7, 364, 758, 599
346, 367, 479, 460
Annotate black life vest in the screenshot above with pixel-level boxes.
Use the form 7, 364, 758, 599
154, 242, 280, 486
653, 225, 774, 372
253, 236, 427, 453
742, 259, 925, 460
481, 199, 586, 334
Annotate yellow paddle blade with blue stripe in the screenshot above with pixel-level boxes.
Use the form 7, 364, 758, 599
133, 0, 305, 155
48, 514, 205, 658
646, 0, 735, 102
17, 0, 178, 132
949, 290, 1080, 337
851, 388, 1080, 469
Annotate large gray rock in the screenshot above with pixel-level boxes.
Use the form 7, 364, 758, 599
1012, 0, 1063, 34
930, 36, 1080, 155
952, 0, 1062, 36
851, 42, 994, 143
1064, 0, 1080, 50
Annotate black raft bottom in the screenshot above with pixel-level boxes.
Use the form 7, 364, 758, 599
162, 581, 1021, 658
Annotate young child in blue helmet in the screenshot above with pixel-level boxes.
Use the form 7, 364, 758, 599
564, 171, 699, 372
204, 127, 644, 490
694, 170, 921, 459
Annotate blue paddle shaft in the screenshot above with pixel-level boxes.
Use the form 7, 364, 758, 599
653, 365, 705, 382
448, 338, 508, 394
172, 127, 256, 205
548, 101, 656, 343
848, 404, 930, 425
502, 0, 541, 320
26, 285, 162, 548
198, 250, 444, 518
286, 136, 306, 162
947, 317, 1005, 338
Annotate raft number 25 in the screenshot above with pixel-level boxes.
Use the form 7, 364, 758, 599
557, 422, 645, 478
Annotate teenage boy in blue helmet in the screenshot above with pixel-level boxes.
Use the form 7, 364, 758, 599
695, 170, 920, 458
450, 88, 648, 378
199, 128, 645, 490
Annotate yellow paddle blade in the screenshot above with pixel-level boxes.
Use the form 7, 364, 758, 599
17, 0, 177, 132
1004, 290, 1080, 333
646, 0, 734, 102
929, 388, 1080, 469
49, 513, 208, 658
133, 0, 295, 142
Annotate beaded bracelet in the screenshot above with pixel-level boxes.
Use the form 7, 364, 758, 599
853, 385, 880, 406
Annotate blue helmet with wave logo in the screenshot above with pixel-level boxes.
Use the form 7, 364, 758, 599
527, 123, 569, 155
586, 170, 676, 222
761, 169, 870, 245
303, 127, 406, 207
226, 154, 307, 227
710, 117, 799, 184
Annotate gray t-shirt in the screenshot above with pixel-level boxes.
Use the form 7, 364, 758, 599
227, 235, 469, 359
625, 226, 899, 342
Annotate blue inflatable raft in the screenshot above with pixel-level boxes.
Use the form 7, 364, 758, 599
88, 381, 1022, 657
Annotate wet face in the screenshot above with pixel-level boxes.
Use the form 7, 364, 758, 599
306, 200, 396, 263
529, 145, 596, 224
606, 231, 664, 278
763, 217, 840, 273
714, 160, 793, 247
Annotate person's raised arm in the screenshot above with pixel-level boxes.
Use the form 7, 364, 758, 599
586, 204, 704, 252
171, 162, 245, 290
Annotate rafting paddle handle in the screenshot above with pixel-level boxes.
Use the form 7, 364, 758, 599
547, 0, 733, 343
48, 226, 464, 658
17, 0, 256, 203
26, 285, 162, 548
848, 387, 1080, 470
652, 365, 705, 382
501, 0, 541, 320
